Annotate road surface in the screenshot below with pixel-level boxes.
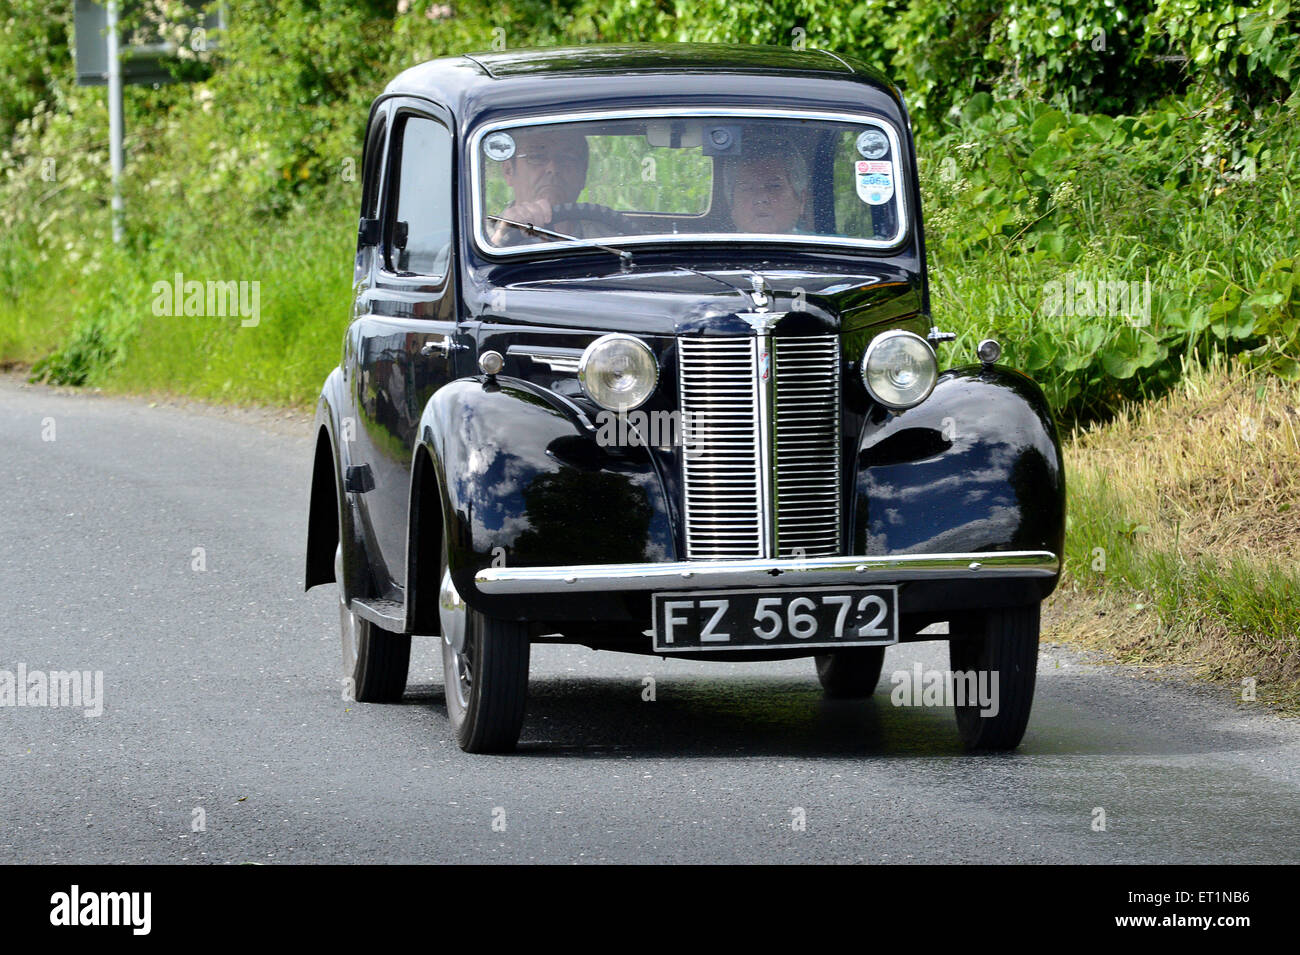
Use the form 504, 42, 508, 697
2, 377, 1298, 863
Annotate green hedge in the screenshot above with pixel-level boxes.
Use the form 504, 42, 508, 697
2, 1, 1297, 419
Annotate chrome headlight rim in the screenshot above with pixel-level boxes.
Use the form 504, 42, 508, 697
577, 333, 660, 412
860, 329, 938, 410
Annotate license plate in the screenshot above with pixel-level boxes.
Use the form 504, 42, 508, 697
651, 586, 899, 652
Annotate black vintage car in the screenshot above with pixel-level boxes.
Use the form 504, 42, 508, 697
304, 43, 1065, 753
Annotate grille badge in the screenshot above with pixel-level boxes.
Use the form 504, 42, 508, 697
737, 311, 785, 334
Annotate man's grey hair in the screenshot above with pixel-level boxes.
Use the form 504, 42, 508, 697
503, 128, 590, 167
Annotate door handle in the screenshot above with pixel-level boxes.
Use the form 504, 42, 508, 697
420, 339, 466, 358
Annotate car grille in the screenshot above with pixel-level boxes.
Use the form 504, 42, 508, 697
678, 335, 841, 560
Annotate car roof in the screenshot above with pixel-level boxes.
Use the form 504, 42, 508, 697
465, 43, 863, 78
382, 43, 905, 129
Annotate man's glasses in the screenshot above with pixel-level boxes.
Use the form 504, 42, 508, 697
517, 151, 586, 168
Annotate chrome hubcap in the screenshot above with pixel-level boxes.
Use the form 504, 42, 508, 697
440, 567, 467, 654
440, 566, 471, 707
336, 545, 359, 686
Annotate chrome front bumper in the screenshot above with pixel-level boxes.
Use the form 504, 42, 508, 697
474, 550, 1060, 595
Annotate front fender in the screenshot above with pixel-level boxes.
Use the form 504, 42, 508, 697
416, 376, 676, 619
851, 364, 1065, 598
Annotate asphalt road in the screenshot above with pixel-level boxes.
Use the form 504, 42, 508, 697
2, 376, 1298, 864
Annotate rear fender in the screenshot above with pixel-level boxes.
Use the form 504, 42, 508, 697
304, 367, 370, 605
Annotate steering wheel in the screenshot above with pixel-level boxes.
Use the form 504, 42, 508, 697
491, 202, 635, 247
546, 202, 635, 235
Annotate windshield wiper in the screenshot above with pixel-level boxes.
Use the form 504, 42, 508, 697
486, 215, 633, 269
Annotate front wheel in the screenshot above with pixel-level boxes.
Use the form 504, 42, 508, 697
439, 539, 530, 753
948, 603, 1040, 751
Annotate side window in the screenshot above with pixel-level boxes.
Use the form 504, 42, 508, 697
387, 115, 453, 278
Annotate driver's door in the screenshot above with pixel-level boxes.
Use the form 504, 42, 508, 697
349, 102, 462, 595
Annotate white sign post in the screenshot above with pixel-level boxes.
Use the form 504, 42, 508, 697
105, 0, 123, 243
72, 1, 225, 243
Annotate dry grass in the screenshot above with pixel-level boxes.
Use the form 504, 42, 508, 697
1069, 357, 1300, 562
1045, 357, 1300, 713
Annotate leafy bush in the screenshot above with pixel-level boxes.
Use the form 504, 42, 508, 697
921, 86, 1300, 423
28, 317, 129, 386
0, 0, 72, 141
576, 0, 1300, 128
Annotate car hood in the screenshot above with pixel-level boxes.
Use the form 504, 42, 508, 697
472, 264, 925, 337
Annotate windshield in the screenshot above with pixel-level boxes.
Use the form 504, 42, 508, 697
471, 110, 907, 254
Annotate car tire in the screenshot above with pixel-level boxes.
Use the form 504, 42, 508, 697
948, 603, 1040, 751
438, 537, 530, 753
814, 646, 887, 698
337, 545, 411, 703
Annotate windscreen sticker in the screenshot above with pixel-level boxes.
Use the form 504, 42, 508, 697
855, 160, 894, 205
856, 129, 889, 159
483, 132, 516, 161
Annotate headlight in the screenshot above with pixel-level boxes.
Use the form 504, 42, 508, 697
578, 334, 659, 411
861, 330, 937, 409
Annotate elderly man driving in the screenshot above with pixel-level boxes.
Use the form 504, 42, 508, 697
489, 128, 592, 245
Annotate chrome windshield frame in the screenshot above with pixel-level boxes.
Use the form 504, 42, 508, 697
468, 106, 910, 258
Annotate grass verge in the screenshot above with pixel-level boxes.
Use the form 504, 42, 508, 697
3, 199, 355, 407
1046, 356, 1300, 712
